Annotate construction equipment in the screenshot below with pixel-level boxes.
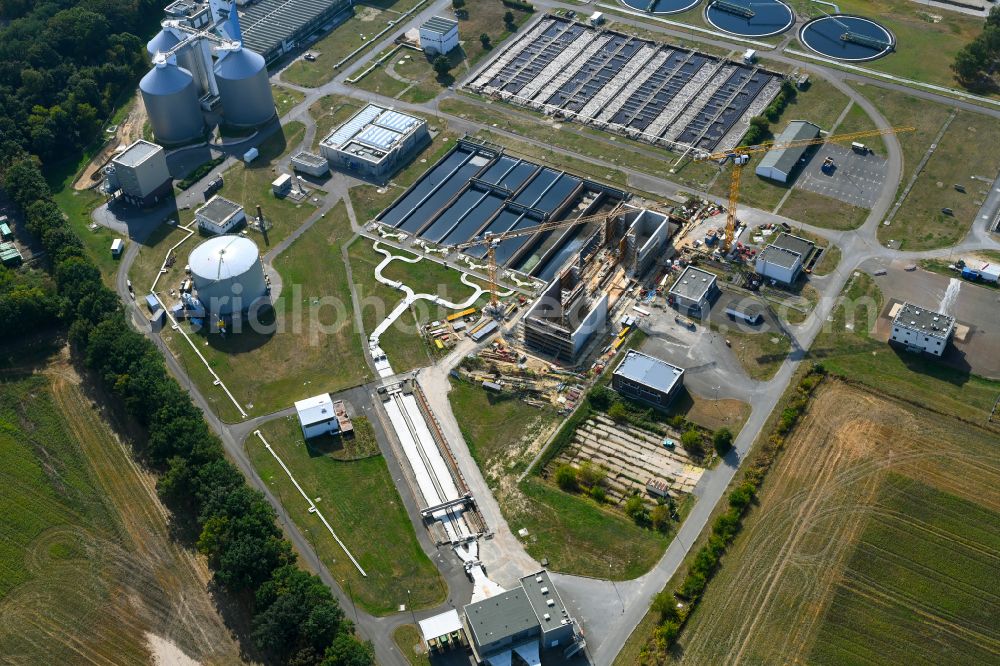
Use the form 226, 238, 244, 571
452, 198, 694, 316
697, 126, 913, 252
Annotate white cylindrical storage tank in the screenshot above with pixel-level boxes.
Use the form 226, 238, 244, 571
188, 235, 268, 316
146, 29, 180, 57
140, 57, 204, 145
214, 47, 275, 128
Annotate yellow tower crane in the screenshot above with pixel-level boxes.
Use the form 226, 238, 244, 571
698, 126, 914, 252
452, 201, 642, 314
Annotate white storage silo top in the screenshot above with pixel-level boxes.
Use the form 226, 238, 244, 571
189, 235, 260, 281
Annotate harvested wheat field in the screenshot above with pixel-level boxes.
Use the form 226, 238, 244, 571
0, 351, 243, 665
675, 380, 1000, 665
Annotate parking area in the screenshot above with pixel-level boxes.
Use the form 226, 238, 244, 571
864, 259, 1000, 379
797, 144, 886, 209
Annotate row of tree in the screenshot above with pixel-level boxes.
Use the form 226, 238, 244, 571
0, 264, 62, 337
952, 7, 1000, 92
2, 155, 374, 665
0, 0, 152, 161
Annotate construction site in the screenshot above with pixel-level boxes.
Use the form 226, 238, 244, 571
467, 14, 783, 153
549, 413, 707, 507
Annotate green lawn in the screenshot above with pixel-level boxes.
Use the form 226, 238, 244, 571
787, 0, 991, 94
879, 109, 1000, 250
513, 477, 672, 580
162, 201, 371, 421
282, 3, 422, 88
216, 121, 317, 250
252, 415, 446, 616
778, 189, 870, 230
440, 97, 688, 186
810, 271, 1000, 422
393, 624, 431, 666
273, 85, 306, 117
709, 324, 791, 381
346, 239, 476, 373
810, 473, 1000, 666
448, 379, 670, 579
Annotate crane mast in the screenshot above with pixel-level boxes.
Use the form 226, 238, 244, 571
698, 125, 913, 252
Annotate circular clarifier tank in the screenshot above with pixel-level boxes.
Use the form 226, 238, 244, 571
705, 0, 795, 38
799, 15, 894, 61
619, 0, 702, 15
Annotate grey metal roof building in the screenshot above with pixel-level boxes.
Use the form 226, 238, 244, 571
320, 103, 430, 181
195, 195, 246, 234
464, 588, 538, 656
890, 302, 955, 356
240, 0, 352, 63
755, 232, 814, 285
613, 350, 685, 408
755, 120, 821, 183
421, 15, 458, 36
668, 266, 718, 314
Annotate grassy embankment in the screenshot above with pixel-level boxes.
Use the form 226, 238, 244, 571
251, 415, 446, 616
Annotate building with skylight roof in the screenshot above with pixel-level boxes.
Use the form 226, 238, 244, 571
319, 103, 430, 181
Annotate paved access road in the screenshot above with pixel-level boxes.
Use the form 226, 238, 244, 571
108, 1, 1000, 663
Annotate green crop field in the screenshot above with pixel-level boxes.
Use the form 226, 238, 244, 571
0, 356, 241, 664
810, 473, 1000, 665
251, 415, 446, 615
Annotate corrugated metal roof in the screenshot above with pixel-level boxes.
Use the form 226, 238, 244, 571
756, 120, 821, 176
325, 104, 383, 149
376, 109, 421, 133
240, 0, 351, 59
355, 124, 401, 151
420, 15, 458, 36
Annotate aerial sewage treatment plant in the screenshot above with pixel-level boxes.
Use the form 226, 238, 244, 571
705, 0, 795, 38
467, 15, 784, 153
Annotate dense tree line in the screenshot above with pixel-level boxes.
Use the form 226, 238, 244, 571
2, 153, 374, 665
0, 264, 61, 337
953, 7, 1000, 91
0, 0, 152, 161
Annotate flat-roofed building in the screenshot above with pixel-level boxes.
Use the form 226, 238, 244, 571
290, 150, 330, 177
890, 302, 955, 356
110, 139, 172, 208
668, 266, 718, 315
419, 16, 459, 55
755, 232, 815, 285
462, 570, 583, 664
320, 103, 430, 181
613, 350, 684, 408
755, 120, 821, 183
195, 195, 246, 235
294, 393, 340, 439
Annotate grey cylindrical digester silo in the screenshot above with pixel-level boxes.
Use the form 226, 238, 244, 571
188, 235, 268, 316
214, 47, 275, 128
146, 29, 180, 57
140, 58, 205, 145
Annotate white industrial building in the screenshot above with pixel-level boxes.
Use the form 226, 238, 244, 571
294, 393, 340, 439
319, 103, 430, 181
890, 302, 955, 356
755, 120, 821, 183
107, 140, 173, 208
195, 195, 246, 234
419, 16, 459, 55
290, 150, 330, 177
755, 232, 815, 285
668, 266, 718, 315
